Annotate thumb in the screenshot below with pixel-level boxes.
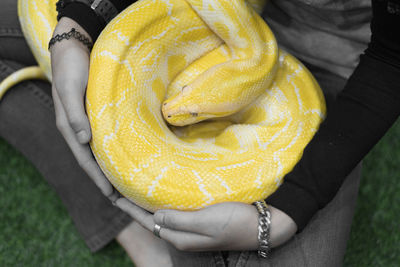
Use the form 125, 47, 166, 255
154, 210, 200, 233
51, 36, 91, 144
56, 80, 91, 144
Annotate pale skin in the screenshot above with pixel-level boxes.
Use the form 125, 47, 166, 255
50, 17, 297, 267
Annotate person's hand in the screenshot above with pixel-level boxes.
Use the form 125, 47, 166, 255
116, 199, 298, 252
50, 17, 117, 200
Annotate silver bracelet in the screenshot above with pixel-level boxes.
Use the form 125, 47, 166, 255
253, 200, 271, 258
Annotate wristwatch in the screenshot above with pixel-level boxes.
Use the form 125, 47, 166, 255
56, 0, 119, 24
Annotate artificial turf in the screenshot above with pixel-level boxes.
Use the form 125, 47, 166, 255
0, 120, 399, 266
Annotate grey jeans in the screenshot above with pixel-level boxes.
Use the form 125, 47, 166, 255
0, 0, 361, 266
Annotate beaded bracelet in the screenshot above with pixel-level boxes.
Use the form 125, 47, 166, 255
48, 28, 93, 51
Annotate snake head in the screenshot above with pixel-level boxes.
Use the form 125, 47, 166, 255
161, 84, 216, 126
162, 97, 206, 126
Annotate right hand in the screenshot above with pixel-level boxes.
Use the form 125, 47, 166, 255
50, 17, 117, 201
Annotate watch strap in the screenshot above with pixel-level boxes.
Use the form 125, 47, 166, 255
56, 0, 118, 24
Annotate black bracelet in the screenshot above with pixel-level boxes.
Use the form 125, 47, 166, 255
48, 28, 93, 51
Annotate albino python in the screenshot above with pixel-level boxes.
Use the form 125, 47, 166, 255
0, 0, 326, 212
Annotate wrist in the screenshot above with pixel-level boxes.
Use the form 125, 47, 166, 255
51, 17, 92, 54
54, 17, 92, 41
268, 205, 297, 248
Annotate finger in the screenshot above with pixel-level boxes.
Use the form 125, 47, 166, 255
53, 86, 114, 196
116, 198, 154, 231
158, 228, 215, 252
154, 210, 207, 235
56, 79, 91, 144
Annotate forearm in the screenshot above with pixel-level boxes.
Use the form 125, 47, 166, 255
266, 0, 400, 231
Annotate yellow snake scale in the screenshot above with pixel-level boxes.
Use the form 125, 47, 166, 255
0, 0, 326, 212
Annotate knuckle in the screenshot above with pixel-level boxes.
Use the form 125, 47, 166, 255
154, 212, 164, 226
163, 214, 173, 227
69, 116, 84, 132
55, 118, 67, 132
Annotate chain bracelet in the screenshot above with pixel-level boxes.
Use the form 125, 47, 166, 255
48, 28, 93, 51
253, 200, 272, 258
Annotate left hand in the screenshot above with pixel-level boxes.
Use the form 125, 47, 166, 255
116, 199, 297, 252
51, 17, 119, 202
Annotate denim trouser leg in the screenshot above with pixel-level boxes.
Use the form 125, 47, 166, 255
0, 0, 132, 252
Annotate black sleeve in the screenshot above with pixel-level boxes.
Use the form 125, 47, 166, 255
265, 0, 400, 232
56, 0, 135, 41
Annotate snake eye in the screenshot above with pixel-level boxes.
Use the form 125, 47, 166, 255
191, 113, 198, 117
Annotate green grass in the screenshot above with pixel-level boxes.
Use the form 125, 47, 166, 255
0, 120, 399, 266
0, 140, 131, 266
343, 119, 400, 266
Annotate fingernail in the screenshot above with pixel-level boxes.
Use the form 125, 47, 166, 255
77, 130, 88, 143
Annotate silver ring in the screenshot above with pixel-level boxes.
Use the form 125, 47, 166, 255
153, 224, 162, 238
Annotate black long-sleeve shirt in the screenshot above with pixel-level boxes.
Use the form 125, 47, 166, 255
266, 0, 400, 230
57, 0, 400, 231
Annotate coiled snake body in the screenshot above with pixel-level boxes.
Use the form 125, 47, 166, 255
0, 0, 326, 212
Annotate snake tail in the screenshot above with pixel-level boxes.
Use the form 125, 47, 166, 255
0, 66, 47, 100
